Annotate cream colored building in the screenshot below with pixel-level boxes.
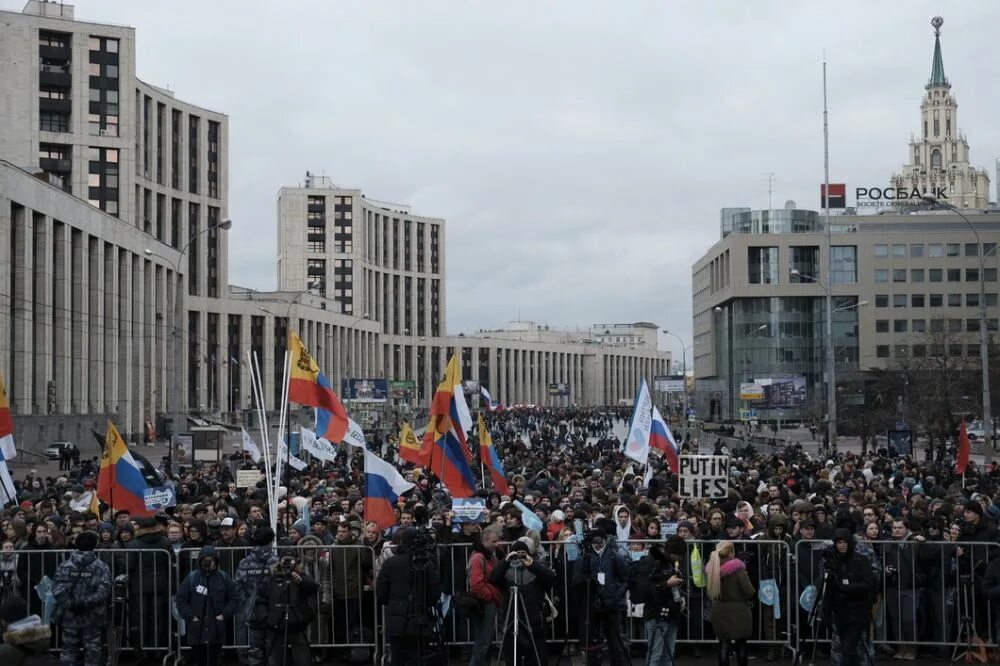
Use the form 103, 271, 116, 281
0, 2, 668, 450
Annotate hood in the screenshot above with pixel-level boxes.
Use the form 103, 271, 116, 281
832, 528, 855, 554
767, 513, 788, 530
720, 558, 746, 577
2, 624, 51, 652
197, 545, 220, 564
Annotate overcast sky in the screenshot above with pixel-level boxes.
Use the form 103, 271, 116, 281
10, 1, 999, 358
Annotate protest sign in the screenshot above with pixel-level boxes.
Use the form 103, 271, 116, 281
678, 455, 729, 499
235, 469, 263, 488
143, 486, 176, 511
452, 498, 487, 523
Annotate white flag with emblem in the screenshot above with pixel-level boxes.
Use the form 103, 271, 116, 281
623, 379, 652, 465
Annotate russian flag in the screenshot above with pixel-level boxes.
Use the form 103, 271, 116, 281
364, 449, 414, 530
0, 374, 15, 462
478, 415, 510, 495
423, 355, 477, 498
650, 406, 680, 473
97, 420, 153, 517
287, 331, 366, 448
480, 386, 501, 411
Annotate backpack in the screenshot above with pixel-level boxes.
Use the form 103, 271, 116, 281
453, 553, 487, 619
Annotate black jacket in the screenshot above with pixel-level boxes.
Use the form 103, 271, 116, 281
127, 527, 173, 596
823, 546, 878, 622
573, 546, 627, 611
626, 553, 682, 622
175, 548, 238, 645
375, 551, 442, 637
255, 565, 319, 634
489, 555, 556, 628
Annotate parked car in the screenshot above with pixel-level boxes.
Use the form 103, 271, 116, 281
43, 441, 73, 459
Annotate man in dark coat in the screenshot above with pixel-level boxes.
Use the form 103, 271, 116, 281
51, 531, 111, 666
823, 529, 878, 666
375, 528, 443, 666
176, 545, 238, 666
489, 537, 557, 666
573, 528, 629, 666
255, 555, 319, 666
126, 516, 172, 654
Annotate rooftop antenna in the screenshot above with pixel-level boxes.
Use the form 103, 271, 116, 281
763, 172, 776, 209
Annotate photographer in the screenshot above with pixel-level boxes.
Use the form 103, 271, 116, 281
628, 536, 686, 666
51, 531, 111, 666
822, 529, 878, 666
488, 537, 557, 666
255, 555, 319, 666
175, 545, 238, 666
375, 527, 443, 666
572, 527, 628, 666
883, 518, 921, 659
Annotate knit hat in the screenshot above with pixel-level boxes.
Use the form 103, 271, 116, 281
664, 535, 687, 558
75, 531, 99, 552
966, 500, 985, 517
251, 526, 275, 547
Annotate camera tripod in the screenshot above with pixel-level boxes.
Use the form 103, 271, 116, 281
794, 574, 828, 666
495, 583, 542, 666
107, 592, 129, 666
951, 576, 983, 664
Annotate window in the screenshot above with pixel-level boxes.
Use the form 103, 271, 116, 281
984, 243, 997, 258
894, 320, 908, 333
929, 294, 943, 307
874, 269, 889, 283
948, 293, 961, 306
928, 244, 944, 258
967, 319, 980, 332
987, 294, 999, 307
929, 269, 943, 282
949, 319, 962, 333
874, 245, 888, 258
966, 243, 980, 257
830, 246, 857, 284
948, 269, 961, 282
40, 111, 68, 132
931, 344, 945, 357
893, 269, 906, 282
747, 247, 779, 284
930, 319, 944, 333
913, 345, 926, 357
876, 346, 890, 359
911, 269, 925, 282
968, 344, 980, 357
947, 243, 960, 257
967, 268, 980, 282
893, 294, 907, 308
875, 295, 889, 308
39, 87, 67, 100
912, 319, 926, 333
911, 294, 925, 307
968, 293, 980, 307
87, 147, 119, 216
876, 320, 889, 333
892, 244, 906, 258
986, 268, 998, 282
910, 244, 924, 258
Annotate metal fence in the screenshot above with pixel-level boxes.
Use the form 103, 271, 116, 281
9, 537, 1000, 662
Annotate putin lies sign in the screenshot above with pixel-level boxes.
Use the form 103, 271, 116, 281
678, 455, 729, 499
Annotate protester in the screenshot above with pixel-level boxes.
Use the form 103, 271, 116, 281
175, 545, 238, 666
707, 540, 755, 666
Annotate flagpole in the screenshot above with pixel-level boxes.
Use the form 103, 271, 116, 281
249, 351, 276, 531
273, 350, 291, 527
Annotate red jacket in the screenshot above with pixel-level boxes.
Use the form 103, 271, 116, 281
468, 551, 502, 606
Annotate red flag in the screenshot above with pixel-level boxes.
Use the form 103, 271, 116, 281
957, 418, 971, 475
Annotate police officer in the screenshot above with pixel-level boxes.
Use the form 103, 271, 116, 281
234, 526, 278, 666
51, 531, 111, 666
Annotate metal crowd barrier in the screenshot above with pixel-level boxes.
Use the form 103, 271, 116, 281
10, 547, 174, 662
792, 538, 1000, 660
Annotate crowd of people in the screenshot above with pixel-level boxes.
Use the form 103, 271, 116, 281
0, 405, 999, 666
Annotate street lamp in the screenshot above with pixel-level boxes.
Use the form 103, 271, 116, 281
922, 194, 993, 461
146, 217, 232, 474
662, 329, 693, 424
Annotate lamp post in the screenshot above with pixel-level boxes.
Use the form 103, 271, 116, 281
146, 218, 231, 474
662, 330, 693, 424
922, 194, 993, 462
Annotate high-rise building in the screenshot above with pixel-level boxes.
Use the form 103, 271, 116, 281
692, 18, 997, 424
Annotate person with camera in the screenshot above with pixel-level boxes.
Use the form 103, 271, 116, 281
822, 529, 878, 666
235, 526, 279, 666
255, 554, 319, 666
487, 537, 556, 666
467, 526, 503, 666
572, 527, 629, 666
883, 517, 922, 660
51, 531, 111, 666
375, 527, 443, 666
175, 545, 238, 666
706, 540, 755, 666
627, 536, 686, 666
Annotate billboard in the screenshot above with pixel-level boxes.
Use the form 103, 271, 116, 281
548, 382, 570, 396
654, 375, 685, 393
750, 376, 807, 408
390, 380, 416, 400
341, 378, 389, 402
739, 383, 764, 400
820, 183, 846, 209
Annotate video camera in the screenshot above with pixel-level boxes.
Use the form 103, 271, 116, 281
112, 574, 129, 603
408, 506, 438, 569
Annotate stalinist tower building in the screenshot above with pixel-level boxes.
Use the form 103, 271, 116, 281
891, 17, 991, 209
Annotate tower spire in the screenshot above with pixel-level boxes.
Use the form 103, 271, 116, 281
927, 16, 949, 89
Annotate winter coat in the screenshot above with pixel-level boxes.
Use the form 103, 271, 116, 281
489, 555, 557, 628
468, 550, 502, 607
881, 535, 923, 590
126, 526, 173, 596
572, 546, 628, 611
375, 550, 442, 637
175, 547, 238, 645
823, 544, 878, 623
234, 546, 279, 622
15, 543, 58, 602
0, 623, 57, 666
50, 551, 112, 628
328, 536, 371, 600
254, 564, 319, 634
708, 558, 756, 640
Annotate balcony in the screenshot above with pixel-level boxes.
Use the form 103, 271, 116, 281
307, 202, 326, 213
38, 44, 71, 61
39, 69, 71, 88
39, 157, 71, 173
39, 97, 71, 114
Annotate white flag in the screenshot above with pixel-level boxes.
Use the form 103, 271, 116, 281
623, 379, 653, 465
521, 430, 532, 449
276, 440, 308, 471
0, 460, 16, 507
241, 428, 262, 463
300, 427, 338, 462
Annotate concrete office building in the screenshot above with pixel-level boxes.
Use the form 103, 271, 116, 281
691, 19, 997, 423
0, 2, 667, 449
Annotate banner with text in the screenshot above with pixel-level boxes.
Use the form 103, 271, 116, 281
678, 455, 729, 499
